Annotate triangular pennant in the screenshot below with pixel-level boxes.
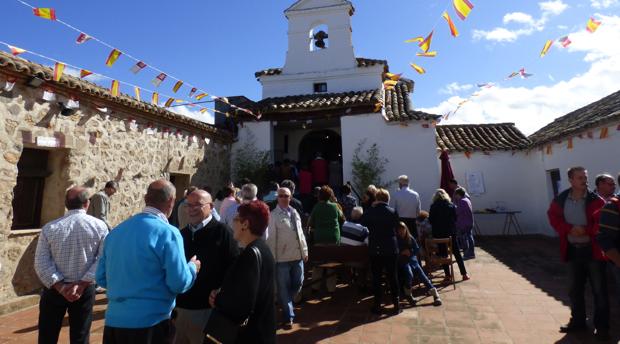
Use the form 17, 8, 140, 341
419, 31, 434, 52
80, 69, 93, 78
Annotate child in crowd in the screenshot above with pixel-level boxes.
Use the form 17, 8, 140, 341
396, 222, 442, 306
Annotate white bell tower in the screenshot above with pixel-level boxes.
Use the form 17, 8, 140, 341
283, 0, 357, 74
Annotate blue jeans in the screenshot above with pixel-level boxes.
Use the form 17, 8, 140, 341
276, 260, 304, 322
400, 257, 434, 291
458, 228, 475, 258
567, 245, 609, 331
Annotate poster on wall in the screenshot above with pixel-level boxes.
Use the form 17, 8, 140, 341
466, 171, 485, 195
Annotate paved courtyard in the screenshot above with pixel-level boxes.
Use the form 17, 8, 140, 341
0, 236, 618, 343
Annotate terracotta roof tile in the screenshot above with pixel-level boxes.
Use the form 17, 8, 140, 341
436, 123, 530, 152
383, 81, 438, 122
529, 89, 620, 145
0, 52, 230, 140
254, 68, 283, 78
256, 89, 381, 114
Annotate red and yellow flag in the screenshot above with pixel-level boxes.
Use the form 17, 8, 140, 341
453, 0, 474, 20
383, 80, 398, 88
404, 36, 424, 43
110, 80, 120, 97
586, 17, 601, 33
416, 51, 437, 57
410, 63, 426, 74
419, 31, 434, 53
195, 93, 208, 100
79, 69, 93, 78
134, 87, 141, 102
8, 45, 26, 56
164, 98, 175, 107
385, 73, 401, 81
53, 62, 65, 82
33, 8, 57, 20
172, 80, 183, 93
105, 49, 122, 67
200, 108, 209, 114
152, 92, 159, 105
442, 12, 459, 37
540, 40, 553, 57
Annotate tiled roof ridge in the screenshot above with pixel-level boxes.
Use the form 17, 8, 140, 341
435, 122, 531, 152
0, 51, 230, 140
383, 81, 438, 122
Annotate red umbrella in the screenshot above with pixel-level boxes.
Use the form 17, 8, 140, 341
439, 150, 456, 197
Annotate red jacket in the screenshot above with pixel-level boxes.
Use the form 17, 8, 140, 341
547, 189, 606, 262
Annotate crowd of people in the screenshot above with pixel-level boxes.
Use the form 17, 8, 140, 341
33, 166, 620, 343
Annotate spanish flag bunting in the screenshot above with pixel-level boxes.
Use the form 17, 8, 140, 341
8, 45, 26, 56
33, 8, 57, 20
110, 80, 120, 97
172, 80, 183, 93
175, 99, 185, 103
586, 17, 601, 33
105, 49, 122, 67
189, 87, 197, 97
79, 69, 92, 78
385, 73, 401, 81
195, 93, 208, 100
410, 63, 426, 74
53, 62, 65, 82
134, 87, 141, 102
152, 73, 167, 87
464, 151, 472, 159
567, 138, 573, 150
442, 12, 459, 37
453, 0, 474, 20
152, 92, 159, 105
165, 98, 175, 107
416, 51, 437, 57
76, 33, 91, 44
418, 31, 434, 53
130, 61, 147, 74
200, 108, 208, 114
558, 36, 572, 48
404, 36, 424, 43
600, 127, 609, 139
540, 40, 553, 58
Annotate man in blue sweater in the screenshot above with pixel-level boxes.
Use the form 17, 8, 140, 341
96, 179, 200, 344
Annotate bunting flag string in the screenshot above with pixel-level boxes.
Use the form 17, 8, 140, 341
110, 80, 120, 97
418, 31, 434, 53
152, 92, 159, 105
134, 87, 141, 102
453, 0, 474, 20
53, 62, 65, 82
76, 33, 91, 44
404, 37, 424, 43
130, 61, 147, 74
540, 40, 553, 58
558, 36, 572, 48
0, 41, 230, 118
442, 12, 459, 37
410, 63, 426, 74
14, 0, 257, 118
164, 97, 175, 107
152, 73, 167, 87
9, 45, 26, 56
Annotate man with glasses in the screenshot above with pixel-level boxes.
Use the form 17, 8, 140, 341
174, 190, 239, 344
595, 174, 617, 202
267, 187, 308, 329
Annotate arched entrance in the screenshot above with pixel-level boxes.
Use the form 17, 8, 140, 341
298, 129, 342, 167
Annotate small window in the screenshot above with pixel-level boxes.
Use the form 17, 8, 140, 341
314, 83, 327, 93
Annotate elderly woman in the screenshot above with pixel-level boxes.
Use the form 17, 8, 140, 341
308, 186, 344, 293
454, 187, 475, 260
429, 189, 470, 281
267, 187, 308, 329
205, 201, 276, 344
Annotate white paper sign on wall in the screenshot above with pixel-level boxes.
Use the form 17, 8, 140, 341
36, 136, 59, 148
466, 171, 485, 195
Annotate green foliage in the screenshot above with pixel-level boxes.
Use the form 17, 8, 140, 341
232, 131, 270, 188
351, 139, 391, 193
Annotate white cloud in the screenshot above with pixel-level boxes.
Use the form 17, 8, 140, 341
170, 105, 215, 124
591, 0, 619, 8
473, 1, 568, 42
422, 15, 620, 136
439, 82, 473, 95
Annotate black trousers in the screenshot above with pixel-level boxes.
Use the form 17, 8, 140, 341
103, 319, 172, 344
399, 218, 418, 239
438, 235, 467, 277
370, 254, 399, 306
38, 284, 95, 344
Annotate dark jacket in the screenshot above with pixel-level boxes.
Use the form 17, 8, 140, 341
361, 202, 399, 256
596, 196, 620, 253
429, 199, 457, 239
214, 238, 276, 344
176, 219, 239, 309
547, 188, 606, 262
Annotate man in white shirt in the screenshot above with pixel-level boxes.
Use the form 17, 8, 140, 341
35, 186, 108, 344
390, 175, 421, 238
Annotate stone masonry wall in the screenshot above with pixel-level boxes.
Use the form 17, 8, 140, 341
0, 83, 230, 303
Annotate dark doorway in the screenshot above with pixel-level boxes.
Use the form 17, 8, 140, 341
298, 129, 342, 167
12, 148, 51, 230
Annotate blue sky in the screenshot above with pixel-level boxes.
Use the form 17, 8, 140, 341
2, 0, 620, 133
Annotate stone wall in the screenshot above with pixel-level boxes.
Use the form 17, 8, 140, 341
0, 83, 230, 303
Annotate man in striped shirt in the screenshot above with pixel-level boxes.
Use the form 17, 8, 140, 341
341, 207, 370, 290
34, 186, 108, 344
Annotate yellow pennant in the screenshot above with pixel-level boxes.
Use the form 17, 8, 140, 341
110, 80, 119, 97
152, 92, 159, 105
200, 108, 208, 114
385, 73, 401, 81
419, 31, 434, 53
410, 63, 426, 74
383, 80, 398, 87
165, 98, 174, 107
405, 36, 424, 43
134, 87, 141, 101
172, 80, 183, 93
416, 51, 437, 57
105, 49, 122, 67
195, 93, 208, 100
53, 62, 65, 82
442, 12, 459, 37
540, 40, 553, 57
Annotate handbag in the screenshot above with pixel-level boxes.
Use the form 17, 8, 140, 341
204, 245, 262, 344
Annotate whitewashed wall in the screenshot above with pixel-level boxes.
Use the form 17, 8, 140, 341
340, 114, 440, 208
232, 121, 273, 161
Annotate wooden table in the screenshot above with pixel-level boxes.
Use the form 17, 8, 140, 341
473, 210, 523, 235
